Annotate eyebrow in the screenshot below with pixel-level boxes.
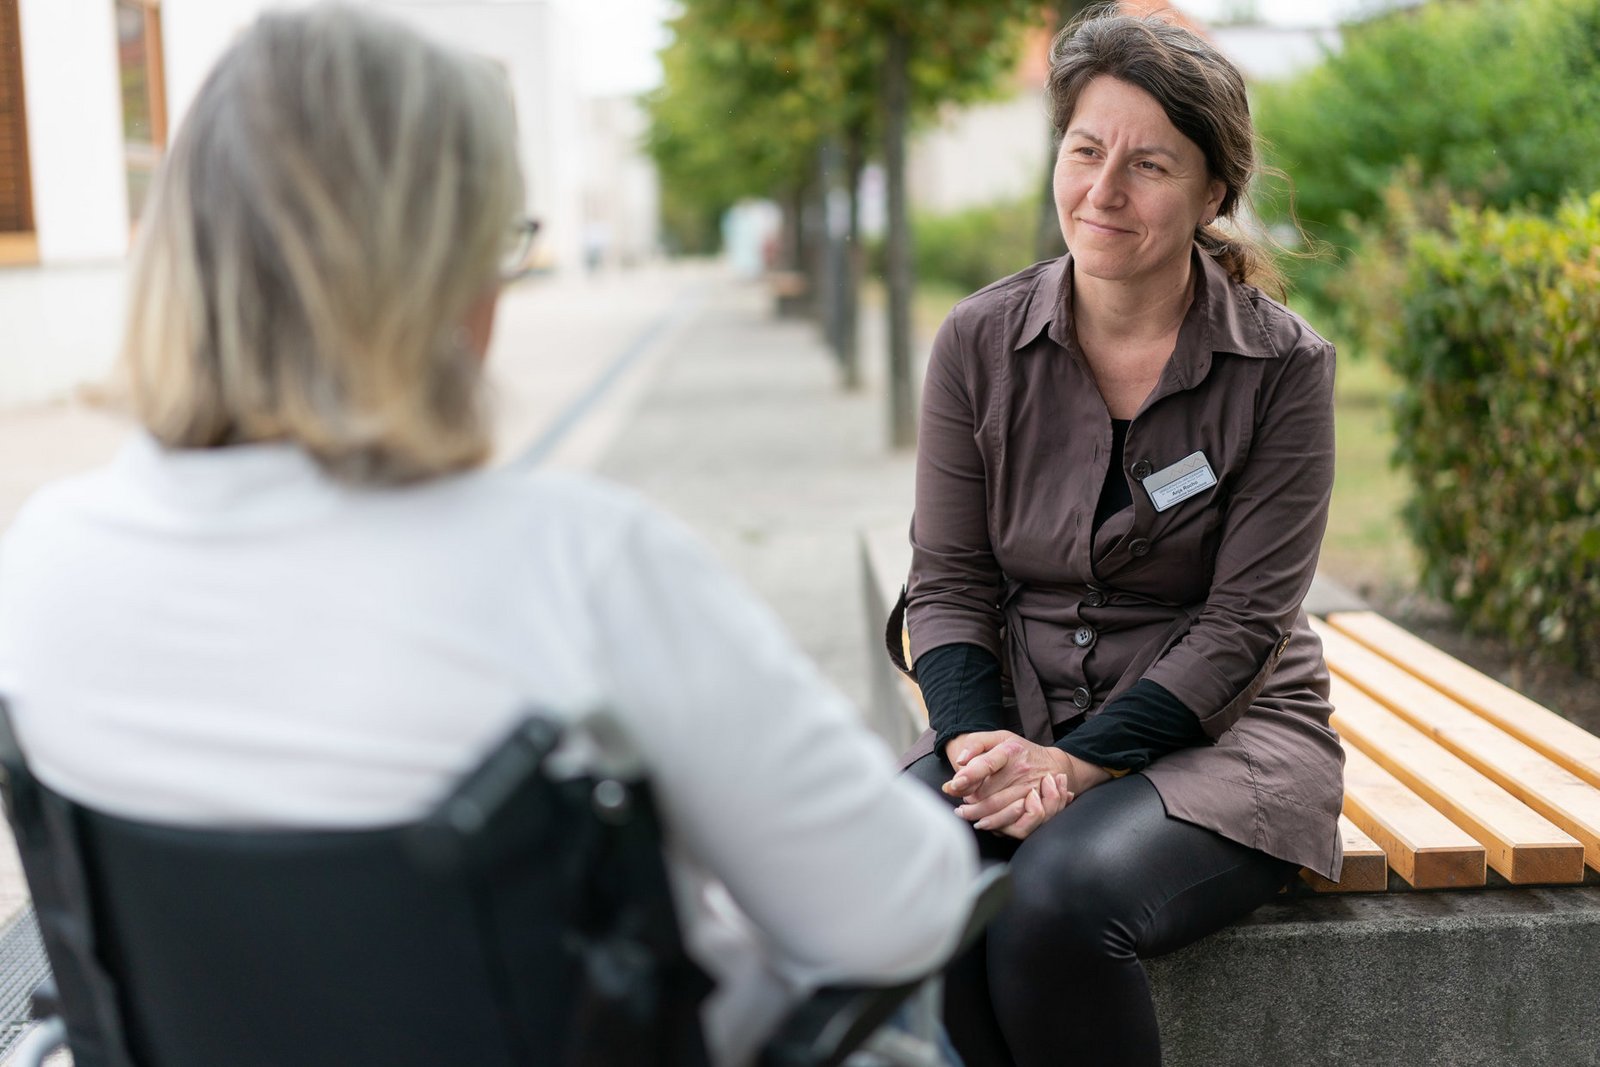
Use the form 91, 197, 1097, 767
1065, 129, 1182, 161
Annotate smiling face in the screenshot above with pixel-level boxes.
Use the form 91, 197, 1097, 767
1054, 75, 1227, 292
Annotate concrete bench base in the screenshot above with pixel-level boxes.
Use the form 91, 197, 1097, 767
1148, 886, 1600, 1066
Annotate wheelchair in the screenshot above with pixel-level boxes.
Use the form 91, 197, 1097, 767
0, 707, 1005, 1067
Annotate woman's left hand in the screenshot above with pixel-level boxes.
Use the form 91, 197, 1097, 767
943, 730, 1108, 839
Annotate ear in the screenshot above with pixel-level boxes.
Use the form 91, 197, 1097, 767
460, 287, 501, 364
1204, 179, 1228, 223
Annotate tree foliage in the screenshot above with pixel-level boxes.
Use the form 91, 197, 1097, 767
1255, 0, 1600, 250
645, 0, 1048, 251
644, 3, 826, 251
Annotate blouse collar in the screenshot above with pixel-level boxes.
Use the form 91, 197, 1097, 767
1012, 244, 1279, 363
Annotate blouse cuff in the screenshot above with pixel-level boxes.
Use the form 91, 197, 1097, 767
913, 642, 1005, 757
1055, 678, 1208, 773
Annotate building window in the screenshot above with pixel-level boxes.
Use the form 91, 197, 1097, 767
0, 0, 33, 236
116, 0, 166, 223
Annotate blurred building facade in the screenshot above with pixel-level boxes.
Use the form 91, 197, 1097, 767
580, 95, 660, 271
0, 0, 657, 274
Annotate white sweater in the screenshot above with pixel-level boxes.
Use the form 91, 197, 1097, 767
0, 435, 976, 1066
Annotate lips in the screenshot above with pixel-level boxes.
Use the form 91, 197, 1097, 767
1077, 217, 1134, 236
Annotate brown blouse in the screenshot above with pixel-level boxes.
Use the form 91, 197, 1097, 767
904, 248, 1345, 879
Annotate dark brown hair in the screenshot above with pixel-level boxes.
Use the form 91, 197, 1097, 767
1046, 9, 1284, 296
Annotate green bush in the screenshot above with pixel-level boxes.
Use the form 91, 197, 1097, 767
1389, 192, 1600, 668
907, 196, 1040, 296
1256, 0, 1600, 250
1319, 163, 1460, 360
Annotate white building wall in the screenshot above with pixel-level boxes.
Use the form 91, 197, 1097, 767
908, 93, 1051, 217
580, 95, 660, 269
17, 0, 129, 263
160, 0, 261, 129
377, 1, 583, 275
18, 0, 582, 272
1207, 24, 1341, 82
3, 0, 588, 407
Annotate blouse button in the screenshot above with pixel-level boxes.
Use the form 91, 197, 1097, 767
1131, 459, 1153, 479
1129, 537, 1151, 557
1073, 626, 1096, 648
1072, 686, 1092, 710
1084, 590, 1107, 608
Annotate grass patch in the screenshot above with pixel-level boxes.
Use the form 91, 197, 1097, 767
1324, 353, 1414, 597
911, 281, 970, 341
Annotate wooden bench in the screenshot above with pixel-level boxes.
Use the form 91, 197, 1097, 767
860, 526, 1600, 1064
859, 527, 1600, 894
767, 270, 812, 319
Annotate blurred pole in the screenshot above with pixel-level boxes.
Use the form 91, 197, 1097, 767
806, 152, 829, 328
781, 187, 802, 271
883, 27, 915, 450
1034, 121, 1066, 263
839, 124, 865, 391
791, 179, 818, 318
818, 138, 848, 365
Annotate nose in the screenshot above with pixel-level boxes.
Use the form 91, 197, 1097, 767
1087, 166, 1125, 210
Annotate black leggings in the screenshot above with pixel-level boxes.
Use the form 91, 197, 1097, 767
906, 755, 1295, 1067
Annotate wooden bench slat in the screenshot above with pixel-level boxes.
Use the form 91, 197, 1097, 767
1316, 619, 1600, 874
1340, 742, 1486, 888
1327, 610, 1600, 791
1328, 675, 1584, 884
1301, 814, 1389, 892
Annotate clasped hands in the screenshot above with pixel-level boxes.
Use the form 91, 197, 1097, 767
941, 731, 1112, 841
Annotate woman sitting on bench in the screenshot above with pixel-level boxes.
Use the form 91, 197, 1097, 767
898, 11, 1346, 1067
0, 6, 978, 1064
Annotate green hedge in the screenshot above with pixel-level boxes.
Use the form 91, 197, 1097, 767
910, 195, 1039, 296
1390, 193, 1600, 668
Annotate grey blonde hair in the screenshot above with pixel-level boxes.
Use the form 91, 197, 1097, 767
1047, 10, 1285, 297
121, 3, 522, 483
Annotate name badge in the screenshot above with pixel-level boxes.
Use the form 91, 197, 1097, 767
1142, 451, 1217, 513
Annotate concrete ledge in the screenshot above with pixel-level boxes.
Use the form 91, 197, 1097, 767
859, 528, 922, 754
1303, 571, 1369, 617
1148, 887, 1600, 1066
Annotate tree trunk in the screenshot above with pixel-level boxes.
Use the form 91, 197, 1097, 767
839, 124, 865, 391
883, 28, 915, 449
817, 138, 848, 363
1034, 118, 1066, 263
1036, 3, 1079, 263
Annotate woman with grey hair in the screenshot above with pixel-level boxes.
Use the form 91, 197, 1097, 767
0, 6, 978, 1065
898, 10, 1343, 1066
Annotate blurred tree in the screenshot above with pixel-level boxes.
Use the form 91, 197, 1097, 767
645, 0, 1051, 445
644, 2, 824, 258
858, 1, 1047, 446
1033, 3, 1096, 263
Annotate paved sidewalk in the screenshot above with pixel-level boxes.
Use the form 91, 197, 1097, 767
0, 263, 708, 526
598, 278, 920, 737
